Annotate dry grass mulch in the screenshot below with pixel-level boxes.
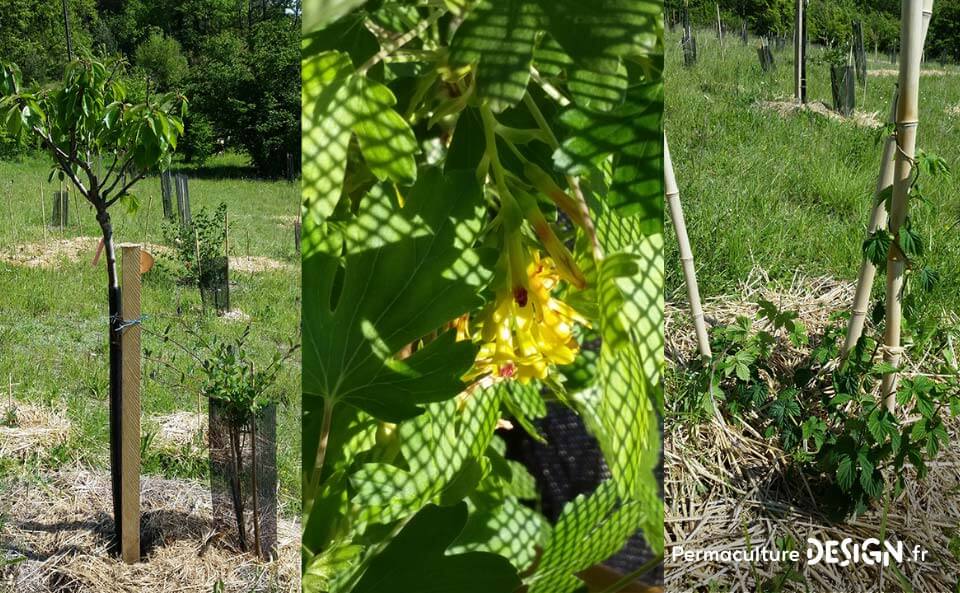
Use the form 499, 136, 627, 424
0, 471, 299, 593
756, 100, 883, 129
665, 269, 960, 592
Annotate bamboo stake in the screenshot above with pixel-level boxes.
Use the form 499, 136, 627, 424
843, 0, 934, 359
881, 0, 925, 410
716, 3, 722, 41
665, 136, 711, 360
794, 0, 806, 103
40, 182, 47, 244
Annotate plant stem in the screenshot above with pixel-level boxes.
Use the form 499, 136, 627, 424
357, 11, 443, 76
307, 398, 335, 503
522, 93, 603, 262
250, 415, 262, 559
596, 555, 664, 593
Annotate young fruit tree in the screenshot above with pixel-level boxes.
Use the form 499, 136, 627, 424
0, 57, 185, 548
301, 0, 664, 591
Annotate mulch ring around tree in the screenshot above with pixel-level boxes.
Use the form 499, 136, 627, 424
665, 269, 960, 592
0, 401, 70, 459
755, 100, 883, 129
0, 471, 299, 593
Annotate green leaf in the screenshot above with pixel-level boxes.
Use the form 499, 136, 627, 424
863, 229, 892, 266
450, 0, 544, 112
898, 224, 923, 258
302, 51, 420, 224
527, 480, 648, 593
302, 168, 491, 421
450, 498, 550, 572
302, 51, 355, 222
302, 0, 370, 35
352, 503, 522, 593
534, 0, 662, 68
349, 76, 419, 185
554, 81, 664, 222
119, 193, 140, 215
836, 454, 855, 490
350, 379, 502, 526
591, 234, 662, 504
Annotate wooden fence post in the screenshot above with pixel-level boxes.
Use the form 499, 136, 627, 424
119, 244, 142, 564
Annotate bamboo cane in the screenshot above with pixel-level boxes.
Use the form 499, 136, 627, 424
842, 0, 934, 359
794, 0, 805, 103
881, 0, 926, 410
665, 136, 711, 360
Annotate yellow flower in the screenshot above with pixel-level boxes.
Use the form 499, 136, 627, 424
463, 251, 588, 383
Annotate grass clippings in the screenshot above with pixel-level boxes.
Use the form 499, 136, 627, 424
0, 470, 298, 593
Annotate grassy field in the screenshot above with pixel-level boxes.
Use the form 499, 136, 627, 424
0, 152, 302, 513
664, 30, 960, 317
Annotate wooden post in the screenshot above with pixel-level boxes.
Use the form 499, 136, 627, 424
665, 136, 711, 360
119, 244, 142, 563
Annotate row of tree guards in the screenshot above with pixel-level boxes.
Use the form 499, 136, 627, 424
671, 0, 934, 416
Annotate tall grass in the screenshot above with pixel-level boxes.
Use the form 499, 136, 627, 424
665, 30, 960, 317
0, 153, 303, 512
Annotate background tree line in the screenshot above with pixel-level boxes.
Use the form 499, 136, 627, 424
665, 0, 960, 63
0, 0, 300, 177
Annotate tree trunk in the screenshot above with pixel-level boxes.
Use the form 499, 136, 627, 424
96, 207, 124, 547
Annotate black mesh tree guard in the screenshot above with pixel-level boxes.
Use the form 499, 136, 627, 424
502, 402, 664, 588
208, 401, 278, 559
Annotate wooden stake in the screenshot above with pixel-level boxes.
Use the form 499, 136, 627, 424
881, 0, 926, 410
665, 136, 711, 360
119, 244, 142, 563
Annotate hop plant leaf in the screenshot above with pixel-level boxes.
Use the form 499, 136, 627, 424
302, 168, 491, 422
351, 503, 522, 593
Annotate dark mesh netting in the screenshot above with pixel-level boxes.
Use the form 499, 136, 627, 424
199, 256, 231, 313
502, 402, 664, 587
208, 401, 278, 559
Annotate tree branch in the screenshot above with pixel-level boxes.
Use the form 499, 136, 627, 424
105, 170, 147, 207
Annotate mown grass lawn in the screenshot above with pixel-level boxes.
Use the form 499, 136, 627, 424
0, 152, 302, 513
665, 30, 960, 318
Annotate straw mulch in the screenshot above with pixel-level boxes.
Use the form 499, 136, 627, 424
228, 256, 291, 274
665, 269, 960, 593
756, 100, 883, 129
0, 237, 100, 269
0, 471, 299, 593
0, 402, 70, 459
148, 411, 207, 451
869, 68, 951, 77
0, 238, 172, 270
